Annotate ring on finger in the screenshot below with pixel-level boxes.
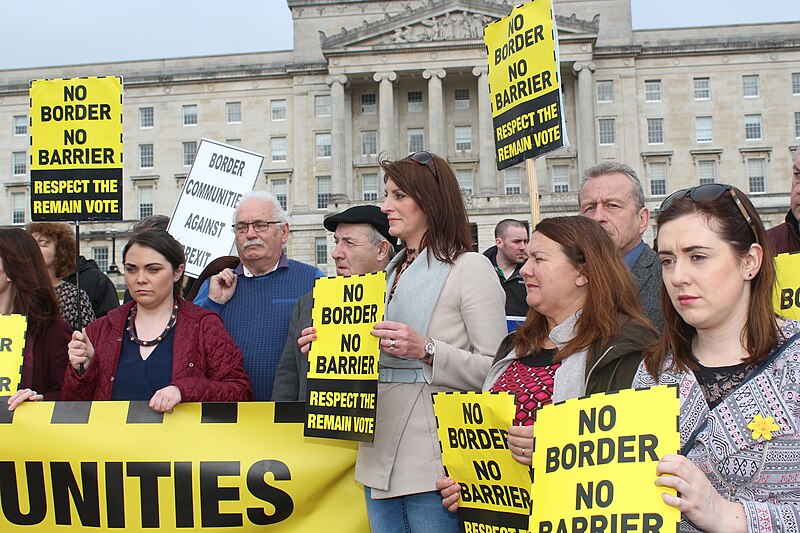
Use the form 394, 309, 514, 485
389, 338, 396, 350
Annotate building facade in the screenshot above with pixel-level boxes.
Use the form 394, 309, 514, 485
2, 0, 799, 282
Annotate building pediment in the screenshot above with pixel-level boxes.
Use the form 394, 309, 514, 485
320, 1, 598, 52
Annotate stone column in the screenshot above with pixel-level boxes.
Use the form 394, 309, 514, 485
473, 66, 496, 194
423, 68, 447, 155
572, 61, 597, 175
326, 74, 349, 203
374, 71, 397, 158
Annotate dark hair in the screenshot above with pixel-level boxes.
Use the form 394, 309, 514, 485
380, 152, 472, 263
494, 219, 528, 239
184, 255, 239, 302
644, 186, 778, 378
514, 216, 652, 361
26, 221, 77, 279
133, 214, 170, 233
122, 229, 186, 299
0, 228, 61, 334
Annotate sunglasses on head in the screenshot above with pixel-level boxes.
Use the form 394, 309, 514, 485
659, 183, 759, 244
408, 151, 439, 181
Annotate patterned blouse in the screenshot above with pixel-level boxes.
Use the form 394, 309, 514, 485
55, 281, 95, 330
489, 348, 560, 426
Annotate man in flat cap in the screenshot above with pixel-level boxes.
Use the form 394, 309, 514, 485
272, 205, 397, 401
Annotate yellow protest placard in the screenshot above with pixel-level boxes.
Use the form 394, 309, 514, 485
0, 315, 27, 396
530, 387, 680, 533
29, 76, 123, 221
774, 252, 800, 320
306, 272, 386, 442
433, 391, 532, 532
0, 401, 368, 532
484, 0, 564, 169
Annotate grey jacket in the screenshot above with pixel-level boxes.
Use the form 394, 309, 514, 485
272, 291, 313, 402
631, 243, 664, 332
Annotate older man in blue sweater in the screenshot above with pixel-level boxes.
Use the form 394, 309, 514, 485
194, 191, 323, 400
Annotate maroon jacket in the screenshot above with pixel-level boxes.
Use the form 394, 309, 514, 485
766, 210, 800, 255
62, 299, 253, 402
20, 318, 72, 400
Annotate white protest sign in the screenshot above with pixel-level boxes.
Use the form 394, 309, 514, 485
168, 139, 264, 277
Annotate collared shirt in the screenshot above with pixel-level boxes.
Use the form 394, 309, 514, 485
236, 253, 288, 277
622, 240, 646, 270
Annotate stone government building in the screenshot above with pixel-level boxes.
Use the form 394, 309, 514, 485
1, 0, 799, 282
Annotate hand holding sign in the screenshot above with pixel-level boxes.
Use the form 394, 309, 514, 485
435, 477, 462, 512
68, 329, 95, 372
7, 389, 43, 412
507, 424, 533, 466
371, 320, 426, 360
298, 326, 317, 354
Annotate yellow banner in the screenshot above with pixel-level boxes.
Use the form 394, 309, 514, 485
0, 401, 369, 532
530, 387, 680, 532
774, 252, 800, 320
0, 315, 27, 395
433, 392, 531, 531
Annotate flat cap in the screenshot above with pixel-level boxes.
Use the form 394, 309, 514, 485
323, 205, 398, 248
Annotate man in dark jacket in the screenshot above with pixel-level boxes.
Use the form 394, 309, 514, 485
65, 257, 119, 318
483, 219, 529, 317
766, 149, 800, 255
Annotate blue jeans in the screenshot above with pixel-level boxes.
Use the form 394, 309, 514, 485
364, 487, 459, 533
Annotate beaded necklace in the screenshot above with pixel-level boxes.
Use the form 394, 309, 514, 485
126, 300, 179, 346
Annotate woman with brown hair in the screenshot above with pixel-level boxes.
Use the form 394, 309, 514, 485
2, 228, 72, 410
437, 215, 657, 511
27, 222, 95, 330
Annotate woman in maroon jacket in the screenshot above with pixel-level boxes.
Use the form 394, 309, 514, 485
63, 229, 252, 412
2, 228, 72, 411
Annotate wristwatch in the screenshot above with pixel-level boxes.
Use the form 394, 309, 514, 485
421, 338, 436, 365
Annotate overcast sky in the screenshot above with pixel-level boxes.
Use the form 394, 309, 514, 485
0, 0, 795, 70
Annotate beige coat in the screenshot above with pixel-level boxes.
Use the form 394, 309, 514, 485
356, 252, 507, 498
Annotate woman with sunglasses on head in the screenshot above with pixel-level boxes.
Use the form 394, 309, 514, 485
634, 184, 800, 532
62, 229, 252, 411
3, 228, 72, 411
358, 151, 506, 532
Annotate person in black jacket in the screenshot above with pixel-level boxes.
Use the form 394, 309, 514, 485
483, 219, 529, 317
65, 256, 119, 318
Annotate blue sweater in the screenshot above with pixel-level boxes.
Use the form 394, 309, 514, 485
195, 257, 323, 400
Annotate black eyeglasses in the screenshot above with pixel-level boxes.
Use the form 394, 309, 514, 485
232, 220, 282, 234
408, 151, 439, 181
659, 183, 759, 244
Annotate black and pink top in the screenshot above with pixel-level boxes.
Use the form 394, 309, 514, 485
489, 347, 560, 426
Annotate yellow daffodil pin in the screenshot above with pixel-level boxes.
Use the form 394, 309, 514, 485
747, 414, 780, 441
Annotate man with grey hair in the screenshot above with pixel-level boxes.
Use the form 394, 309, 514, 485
273, 205, 397, 401
194, 190, 324, 400
578, 162, 664, 330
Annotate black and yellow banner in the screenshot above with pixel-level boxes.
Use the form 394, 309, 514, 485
0, 315, 26, 395
0, 401, 369, 531
29, 76, 123, 221
774, 252, 800, 320
306, 273, 385, 442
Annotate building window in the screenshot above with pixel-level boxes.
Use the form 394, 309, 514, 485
13, 115, 27, 136
361, 93, 376, 114
182, 141, 197, 166
695, 116, 713, 143
361, 130, 377, 156
316, 176, 332, 209
552, 165, 569, 193
596, 80, 614, 103
647, 118, 664, 144
645, 80, 661, 102
747, 159, 766, 193
315, 95, 331, 117
648, 162, 667, 196
742, 75, 760, 98
271, 137, 287, 162
182, 105, 197, 126
315, 133, 331, 158
139, 144, 153, 169
407, 91, 423, 113
693, 77, 710, 100
316, 237, 328, 268
744, 114, 762, 141
504, 168, 521, 195
408, 129, 424, 153
271, 179, 287, 210
362, 174, 378, 201
271, 99, 287, 121
455, 126, 472, 151
11, 192, 25, 224
12, 151, 27, 175
92, 247, 109, 274
795, 112, 800, 138
598, 118, 616, 145
793, 73, 800, 95
139, 107, 154, 128
226, 102, 242, 123
226, 139, 241, 147
456, 169, 473, 194
138, 185, 154, 219
454, 88, 470, 110
698, 160, 716, 185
